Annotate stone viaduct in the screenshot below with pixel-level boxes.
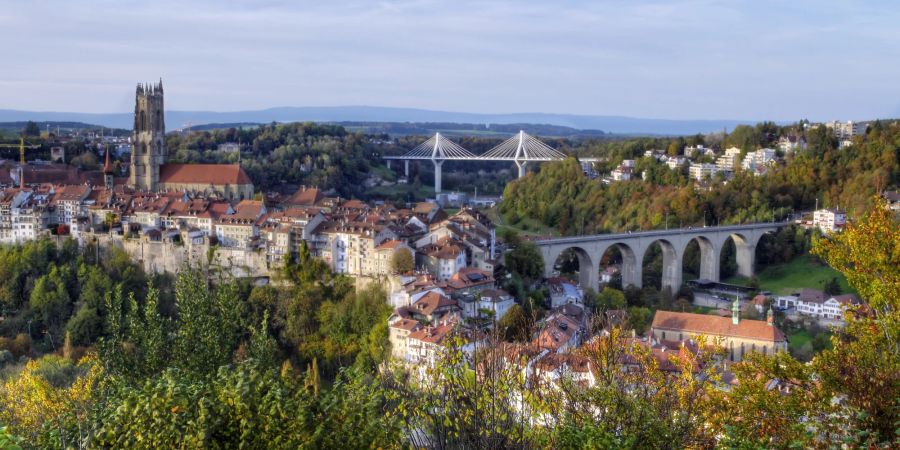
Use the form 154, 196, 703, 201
534, 222, 788, 294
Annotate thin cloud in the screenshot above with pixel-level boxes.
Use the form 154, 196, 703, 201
0, 0, 897, 121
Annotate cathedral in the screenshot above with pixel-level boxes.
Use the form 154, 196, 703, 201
130, 80, 254, 200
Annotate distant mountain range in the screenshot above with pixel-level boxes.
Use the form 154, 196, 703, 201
0, 106, 759, 135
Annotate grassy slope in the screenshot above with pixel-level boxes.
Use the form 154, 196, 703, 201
788, 329, 812, 348
725, 254, 854, 296
366, 184, 435, 200
481, 206, 559, 237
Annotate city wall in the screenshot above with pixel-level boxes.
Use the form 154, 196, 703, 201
90, 234, 271, 279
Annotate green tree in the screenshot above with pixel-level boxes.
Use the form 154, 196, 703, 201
389, 247, 414, 274
822, 276, 841, 295
91, 362, 403, 449
400, 335, 532, 449
497, 303, 531, 342
626, 306, 652, 334
504, 238, 545, 284
666, 140, 682, 156
707, 351, 827, 448
173, 270, 244, 375
812, 199, 900, 443
29, 267, 72, 336
596, 287, 627, 311
22, 121, 40, 137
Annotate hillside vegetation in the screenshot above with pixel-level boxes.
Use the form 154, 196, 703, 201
501, 121, 899, 234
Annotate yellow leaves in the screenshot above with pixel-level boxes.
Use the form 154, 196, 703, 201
812, 197, 900, 350
0, 353, 103, 438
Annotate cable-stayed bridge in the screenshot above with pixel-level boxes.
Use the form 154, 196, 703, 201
383, 130, 599, 192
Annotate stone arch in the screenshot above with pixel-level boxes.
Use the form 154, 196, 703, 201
139, 110, 146, 132
641, 238, 682, 298
753, 229, 784, 268
547, 246, 595, 291
598, 242, 641, 289
682, 235, 720, 282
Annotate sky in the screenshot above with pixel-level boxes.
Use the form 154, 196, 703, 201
1, 0, 898, 121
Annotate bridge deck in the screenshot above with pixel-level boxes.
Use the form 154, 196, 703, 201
382, 155, 602, 162
532, 222, 789, 245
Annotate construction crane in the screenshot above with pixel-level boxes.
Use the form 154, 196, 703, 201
0, 137, 40, 157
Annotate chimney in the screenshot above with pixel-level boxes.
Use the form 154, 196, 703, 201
767, 307, 774, 326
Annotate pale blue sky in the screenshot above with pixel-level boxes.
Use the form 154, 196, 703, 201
1, 0, 898, 121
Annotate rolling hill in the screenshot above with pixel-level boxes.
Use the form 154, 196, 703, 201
0, 106, 756, 135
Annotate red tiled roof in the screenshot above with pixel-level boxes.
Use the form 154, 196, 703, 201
413, 202, 438, 214
51, 184, 91, 203
408, 322, 455, 345
283, 187, 322, 207
341, 199, 368, 210
534, 314, 579, 351
499, 342, 545, 366
651, 311, 786, 342
376, 239, 406, 251
413, 291, 458, 317
534, 352, 591, 374
390, 318, 421, 332
159, 164, 252, 186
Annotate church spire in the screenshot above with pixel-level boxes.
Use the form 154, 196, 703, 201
103, 145, 113, 173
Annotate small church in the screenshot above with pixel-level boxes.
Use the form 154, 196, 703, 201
129, 80, 254, 200
650, 298, 788, 362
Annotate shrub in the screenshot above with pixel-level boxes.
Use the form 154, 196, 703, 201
0, 350, 12, 367
10, 334, 32, 358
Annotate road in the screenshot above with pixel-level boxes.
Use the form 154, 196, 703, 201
693, 292, 738, 309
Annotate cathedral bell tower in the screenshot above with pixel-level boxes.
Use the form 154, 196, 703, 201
129, 79, 166, 191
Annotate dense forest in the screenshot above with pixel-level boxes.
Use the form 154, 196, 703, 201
0, 201, 895, 448
501, 121, 900, 234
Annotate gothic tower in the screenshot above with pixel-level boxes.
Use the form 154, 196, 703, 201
129, 80, 166, 191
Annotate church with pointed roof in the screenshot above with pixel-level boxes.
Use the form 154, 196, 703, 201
130, 80, 254, 200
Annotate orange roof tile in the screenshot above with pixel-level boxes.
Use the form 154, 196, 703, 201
159, 163, 252, 186
283, 187, 322, 207
651, 311, 786, 342
413, 291, 458, 317
390, 318, 422, 332
375, 239, 406, 251
408, 322, 456, 345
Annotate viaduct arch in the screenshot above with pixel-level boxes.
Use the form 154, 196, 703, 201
535, 223, 786, 295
